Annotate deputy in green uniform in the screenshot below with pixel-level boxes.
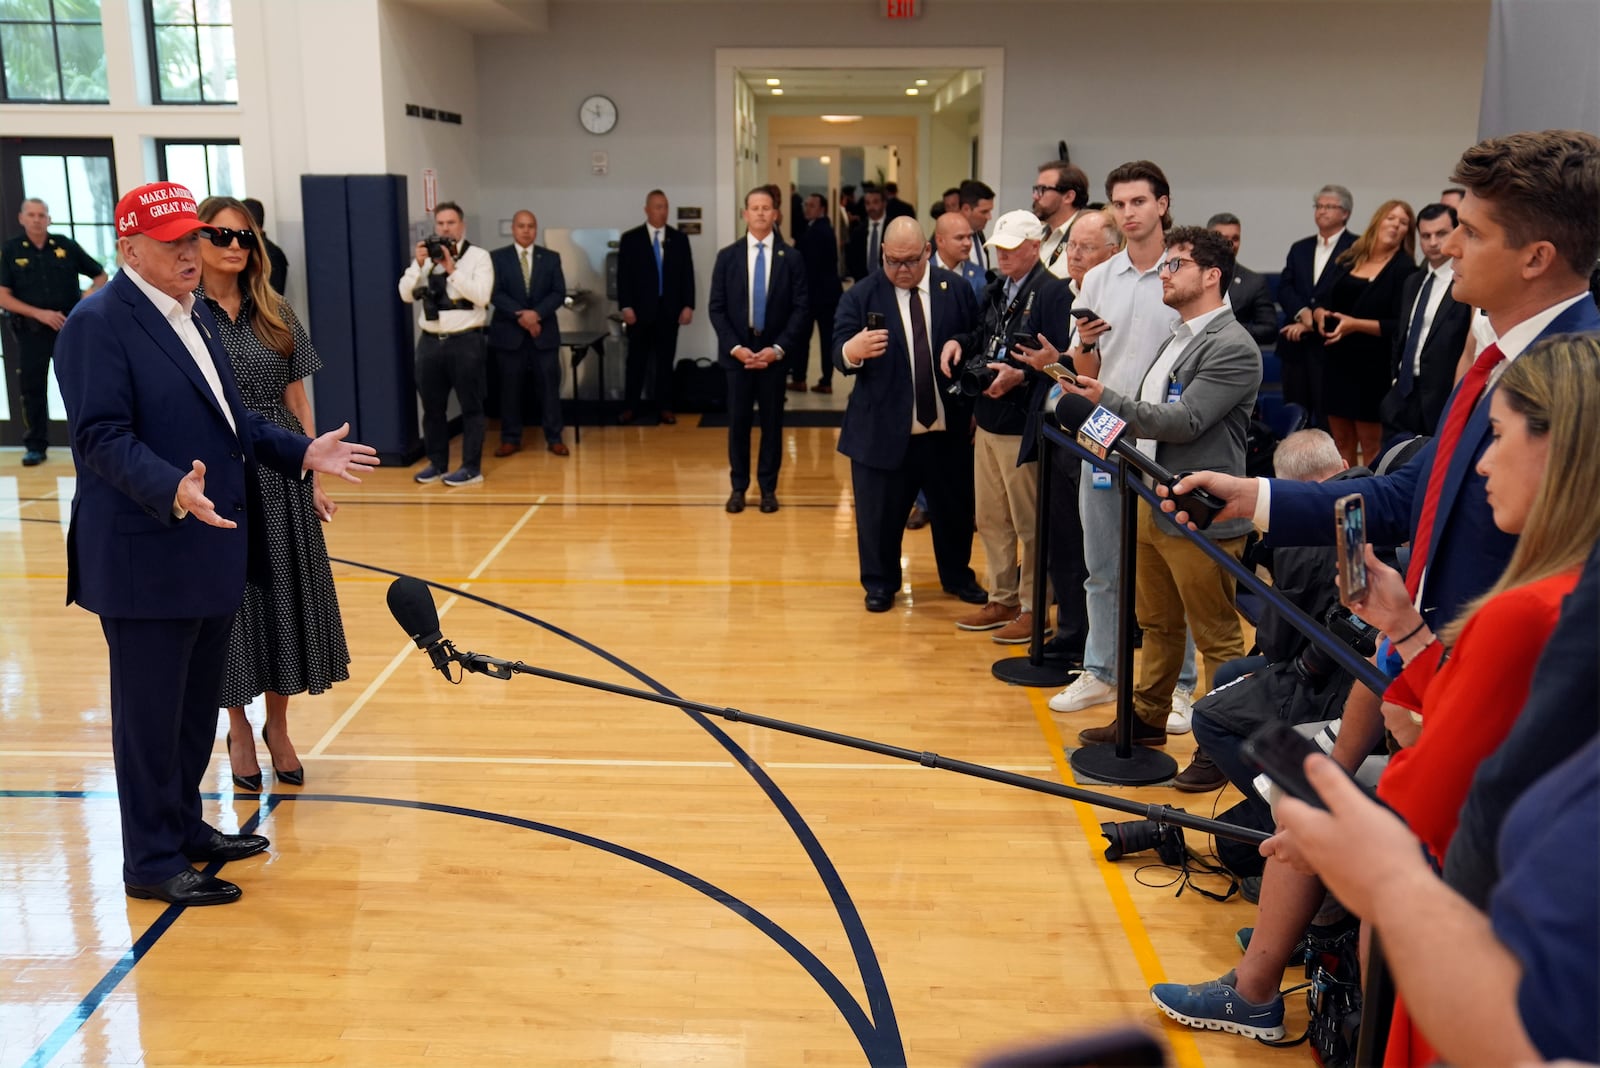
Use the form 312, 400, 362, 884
0, 198, 108, 465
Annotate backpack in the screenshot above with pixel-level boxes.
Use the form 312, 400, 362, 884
671, 357, 727, 413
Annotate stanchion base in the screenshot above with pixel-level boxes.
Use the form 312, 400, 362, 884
991, 656, 1078, 687
1069, 743, 1178, 786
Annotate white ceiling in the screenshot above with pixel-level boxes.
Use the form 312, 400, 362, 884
739, 67, 967, 102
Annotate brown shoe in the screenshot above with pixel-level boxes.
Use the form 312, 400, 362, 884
494, 442, 521, 458
786, 379, 807, 392
1172, 748, 1228, 792
905, 506, 929, 530
660, 410, 677, 425
812, 382, 833, 394
992, 612, 1050, 645
547, 442, 570, 456
1076, 719, 1167, 748
955, 601, 1019, 632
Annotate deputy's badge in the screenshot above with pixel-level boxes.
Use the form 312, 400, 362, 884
14, 258, 27, 267
55, 247, 67, 258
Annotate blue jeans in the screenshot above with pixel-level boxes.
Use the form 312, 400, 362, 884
1078, 462, 1196, 689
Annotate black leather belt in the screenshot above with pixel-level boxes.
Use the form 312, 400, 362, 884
423, 326, 484, 338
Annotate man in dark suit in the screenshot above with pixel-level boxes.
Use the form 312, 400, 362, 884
242, 197, 288, 295
834, 216, 986, 613
793, 193, 842, 394
1207, 212, 1279, 347
1157, 129, 1600, 1033
845, 187, 889, 282
488, 210, 568, 456
1380, 202, 1471, 438
54, 181, 378, 906
883, 181, 915, 221
708, 187, 809, 514
617, 189, 695, 425
1274, 186, 1356, 423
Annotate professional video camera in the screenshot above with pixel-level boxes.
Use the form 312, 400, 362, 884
1293, 604, 1381, 684
947, 332, 1027, 397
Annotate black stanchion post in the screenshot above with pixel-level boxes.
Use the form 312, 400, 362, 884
993, 420, 1076, 687
1070, 458, 1178, 785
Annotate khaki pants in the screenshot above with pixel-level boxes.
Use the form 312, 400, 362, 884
1132, 507, 1246, 729
973, 428, 1041, 611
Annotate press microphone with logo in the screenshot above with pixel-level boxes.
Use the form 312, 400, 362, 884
386, 576, 456, 677
1054, 392, 1225, 530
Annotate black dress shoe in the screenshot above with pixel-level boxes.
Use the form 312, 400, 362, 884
864, 591, 894, 612
184, 830, 270, 862
759, 492, 779, 513
725, 492, 746, 514
126, 868, 242, 906
944, 580, 989, 605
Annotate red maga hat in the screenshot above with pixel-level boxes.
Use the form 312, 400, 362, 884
114, 182, 215, 241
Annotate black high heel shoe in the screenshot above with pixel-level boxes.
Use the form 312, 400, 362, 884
227, 732, 263, 792
262, 724, 305, 786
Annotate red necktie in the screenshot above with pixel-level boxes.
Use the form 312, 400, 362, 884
1405, 342, 1505, 599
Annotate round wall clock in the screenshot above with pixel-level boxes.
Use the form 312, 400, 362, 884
579, 94, 618, 135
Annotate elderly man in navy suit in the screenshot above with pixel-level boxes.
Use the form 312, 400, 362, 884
55, 182, 379, 906
489, 210, 568, 456
708, 187, 809, 514
1154, 129, 1600, 1036
834, 216, 986, 613
617, 189, 695, 425
1275, 186, 1356, 424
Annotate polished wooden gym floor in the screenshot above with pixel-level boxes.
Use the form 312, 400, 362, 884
0, 401, 1302, 1068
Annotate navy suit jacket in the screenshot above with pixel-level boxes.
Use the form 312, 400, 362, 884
1381, 271, 1472, 435
489, 243, 565, 351
1277, 231, 1356, 320
616, 223, 695, 323
832, 265, 978, 471
708, 234, 809, 370
796, 217, 842, 311
1269, 297, 1600, 628
55, 270, 310, 620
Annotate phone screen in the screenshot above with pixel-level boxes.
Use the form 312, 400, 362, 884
1240, 721, 1327, 810
1335, 493, 1368, 605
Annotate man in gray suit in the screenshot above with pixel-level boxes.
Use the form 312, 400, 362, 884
1063, 226, 1262, 747
1207, 212, 1279, 347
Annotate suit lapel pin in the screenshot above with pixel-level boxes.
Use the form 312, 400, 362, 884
939, 280, 948, 290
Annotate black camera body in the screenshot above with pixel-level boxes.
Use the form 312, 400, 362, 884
1294, 604, 1381, 683
423, 235, 456, 262
948, 334, 1024, 396
1101, 818, 1187, 865
412, 271, 451, 321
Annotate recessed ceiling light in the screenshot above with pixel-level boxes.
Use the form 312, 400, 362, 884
820, 155, 831, 165
905, 88, 919, 96
765, 78, 781, 86
820, 114, 863, 123
915, 79, 928, 86
770, 88, 783, 95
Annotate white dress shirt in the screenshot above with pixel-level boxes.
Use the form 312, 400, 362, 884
1075, 249, 1182, 400
894, 270, 946, 434
1133, 304, 1229, 457
1311, 230, 1346, 285
1402, 261, 1455, 379
124, 265, 236, 437
398, 241, 493, 334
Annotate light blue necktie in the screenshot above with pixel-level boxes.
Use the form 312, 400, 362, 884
751, 240, 767, 332
652, 229, 664, 297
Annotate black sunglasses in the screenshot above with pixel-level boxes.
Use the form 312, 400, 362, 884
206, 227, 259, 250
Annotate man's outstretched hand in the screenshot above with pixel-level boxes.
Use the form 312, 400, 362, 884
176, 460, 236, 528
303, 422, 381, 483
1156, 470, 1257, 529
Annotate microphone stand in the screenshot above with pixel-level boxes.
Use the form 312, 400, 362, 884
441, 644, 1268, 847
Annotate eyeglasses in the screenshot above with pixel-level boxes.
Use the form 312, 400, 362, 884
883, 252, 926, 270
1314, 202, 1345, 212
205, 227, 259, 250
1065, 241, 1114, 254
1159, 257, 1195, 275
1031, 184, 1067, 197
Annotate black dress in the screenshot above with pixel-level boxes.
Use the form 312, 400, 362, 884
1320, 253, 1417, 422
199, 284, 352, 707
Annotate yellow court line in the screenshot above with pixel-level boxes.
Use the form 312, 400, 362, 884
1021, 664, 1206, 1068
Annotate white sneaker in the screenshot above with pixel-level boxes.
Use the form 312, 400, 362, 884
1168, 687, 1195, 734
1049, 674, 1115, 713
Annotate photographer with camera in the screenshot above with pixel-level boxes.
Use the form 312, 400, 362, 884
940, 210, 1066, 644
398, 201, 494, 486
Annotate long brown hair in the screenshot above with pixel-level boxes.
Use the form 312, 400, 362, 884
1337, 198, 1416, 269
197, 195, 293, 359
1441, 334, 1600, 645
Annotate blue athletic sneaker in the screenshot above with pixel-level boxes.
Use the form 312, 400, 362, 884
441, 467, 483, 486
1150, 973, 1286, 1040
414, 464, 444, 484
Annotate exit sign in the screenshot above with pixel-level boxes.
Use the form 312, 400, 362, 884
884, 0, 918, 17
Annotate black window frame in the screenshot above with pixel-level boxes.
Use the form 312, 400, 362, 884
0, 0, 110, 104
143, 0, 236, 105
154, 137, 243, 199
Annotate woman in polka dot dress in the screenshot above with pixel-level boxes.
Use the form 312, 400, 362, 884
197, 196, 351, 790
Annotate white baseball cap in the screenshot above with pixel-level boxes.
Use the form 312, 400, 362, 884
986, 209, 1047, 250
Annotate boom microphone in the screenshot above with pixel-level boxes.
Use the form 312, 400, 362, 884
1054, 392, 1225, 530
386, 576, 456, 677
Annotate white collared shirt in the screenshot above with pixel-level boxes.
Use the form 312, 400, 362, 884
123, 264, 236, 437
1075, 249, 1182, 400
398, 240, 493, 334
894, 270, 946, 434
1312, 230, 1346, 284
1403, 261, 1455, 377
1134, 303, 1229, 456
745, 231, 774, 327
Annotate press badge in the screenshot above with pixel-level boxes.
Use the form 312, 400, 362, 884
1166, 380, 1183, 404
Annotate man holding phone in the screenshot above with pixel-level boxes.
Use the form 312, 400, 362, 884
833, 217, 984, 613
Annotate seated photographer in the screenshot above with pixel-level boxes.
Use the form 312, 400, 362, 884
1263, 736, 1599, 1068
941, 210, 1068, 645
398, 200, 494, 487
1150, 335, 1600, 1054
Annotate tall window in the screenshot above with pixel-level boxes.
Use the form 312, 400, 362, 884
0, 0, 108, 102
157, 138, 242, 198
146, 0, 235, 103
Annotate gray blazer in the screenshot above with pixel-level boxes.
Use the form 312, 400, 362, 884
1098, 305, 1262, 541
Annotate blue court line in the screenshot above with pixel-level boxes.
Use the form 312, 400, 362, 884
12, 794, 278, 1068
328, 559, 906, 1064
5, 790, 896, 1065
